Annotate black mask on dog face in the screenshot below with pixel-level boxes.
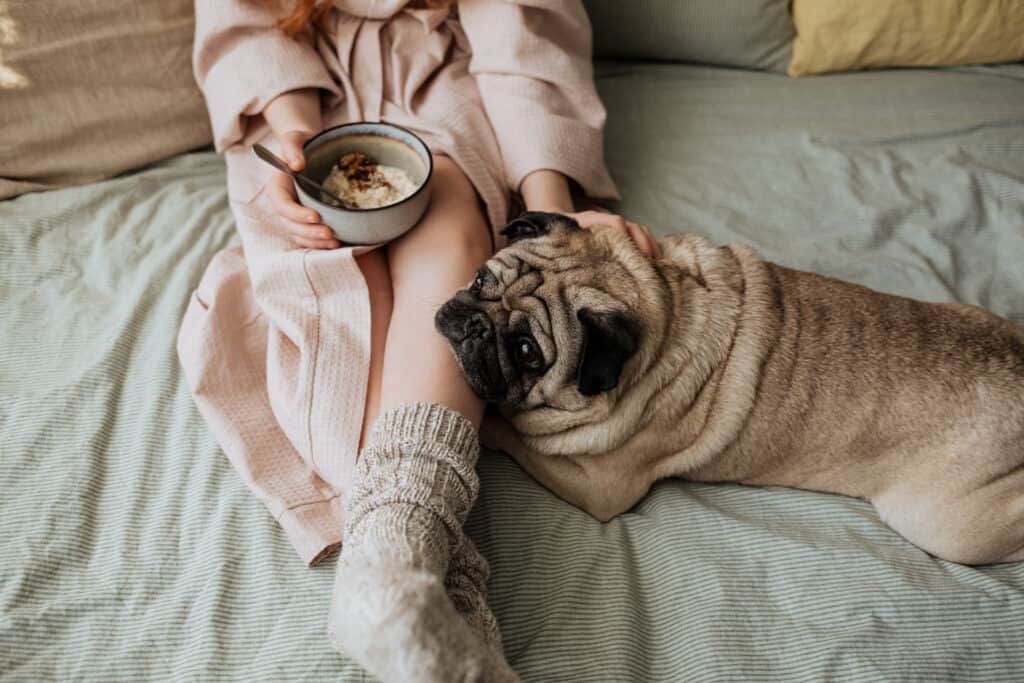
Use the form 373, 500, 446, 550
435, 212, 641, 412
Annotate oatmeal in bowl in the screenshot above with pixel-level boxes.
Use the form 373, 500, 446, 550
321, 152, 419, 210
294, 122, 433, 245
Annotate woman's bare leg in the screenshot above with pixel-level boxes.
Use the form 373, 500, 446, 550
354, 249, 392, 450
329, 157, 515, 680
379, 156, 491, 424
355, 154, 488, 441
356, 222, 500, 652
382, 156, 503, 649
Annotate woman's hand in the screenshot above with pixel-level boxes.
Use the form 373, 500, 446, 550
262, 90, 339, 249
569, 210, 661, 259
517, 170, 660, 259
265, 130, 340, 250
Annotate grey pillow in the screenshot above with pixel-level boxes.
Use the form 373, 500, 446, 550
584, 0, 794, 72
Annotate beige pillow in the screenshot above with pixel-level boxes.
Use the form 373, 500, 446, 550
789, 0, 1024, 77
0, 1, 212, 199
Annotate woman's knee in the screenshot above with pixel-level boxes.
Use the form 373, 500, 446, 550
389, 229, 490, 298
429, 219, 492, 273
430, 154, 480, 207
387, 157, 492, 285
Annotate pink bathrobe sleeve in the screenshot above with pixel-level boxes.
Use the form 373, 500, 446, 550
458, 0, 620, 201
192, 1, 341, 151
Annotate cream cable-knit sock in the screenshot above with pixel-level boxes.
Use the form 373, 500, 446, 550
327, 403, 519, 682
446, 536, 503, 652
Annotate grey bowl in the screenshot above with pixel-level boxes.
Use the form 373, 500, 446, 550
295, 122, 433, 245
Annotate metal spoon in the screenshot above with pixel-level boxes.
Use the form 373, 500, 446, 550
252, 143, 357, 209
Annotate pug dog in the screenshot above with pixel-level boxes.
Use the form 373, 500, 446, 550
435, 212, 1024, 565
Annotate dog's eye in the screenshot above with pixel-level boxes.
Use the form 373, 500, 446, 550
470, 268, 499, 300
513, 336, 543, 369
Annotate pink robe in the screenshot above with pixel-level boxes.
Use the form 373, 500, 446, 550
177, 0, 618, 565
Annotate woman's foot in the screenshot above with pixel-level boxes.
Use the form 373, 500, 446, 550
327, 403, 518, 682
446, 536, 503, 653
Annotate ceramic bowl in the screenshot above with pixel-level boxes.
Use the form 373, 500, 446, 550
295, 122, 433, 245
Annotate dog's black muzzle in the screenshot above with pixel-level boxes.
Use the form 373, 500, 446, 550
435, 298, 508, 402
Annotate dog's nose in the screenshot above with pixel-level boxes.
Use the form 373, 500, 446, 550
435, 300, 492, 343
462, 312, 493, 341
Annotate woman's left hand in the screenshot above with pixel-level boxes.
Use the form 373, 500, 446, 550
569, 210, 662, 259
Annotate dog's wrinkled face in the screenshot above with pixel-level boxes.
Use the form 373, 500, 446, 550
435, 212, 645, 417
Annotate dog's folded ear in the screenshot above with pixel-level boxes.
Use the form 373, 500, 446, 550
501, 211, 582, 243
576, 309, 641, 396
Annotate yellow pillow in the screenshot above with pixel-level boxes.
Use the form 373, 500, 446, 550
788, 0, 1024, 77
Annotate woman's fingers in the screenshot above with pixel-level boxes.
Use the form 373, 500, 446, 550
267, 175, 319, 222
282, 217, 339, 249
291, 233, 341, 250
286, 217, 340, 248
571, 210, 624, 231
625, 221, 661, 258
265, 173, 339, 249
286, 220, 338, 244
569, 211, 660, 258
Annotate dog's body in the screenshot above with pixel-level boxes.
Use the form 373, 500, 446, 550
436, 213, 1024, 565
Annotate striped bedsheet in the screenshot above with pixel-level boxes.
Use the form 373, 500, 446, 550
3, 61, 1024, 681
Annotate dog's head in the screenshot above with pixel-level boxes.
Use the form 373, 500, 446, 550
436, 212, 664, 432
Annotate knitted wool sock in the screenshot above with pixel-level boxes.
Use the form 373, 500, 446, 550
327, 403, 518, 683
446, 537, 503, 652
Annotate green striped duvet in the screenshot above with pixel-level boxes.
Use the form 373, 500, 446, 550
3, 61, 1024, 681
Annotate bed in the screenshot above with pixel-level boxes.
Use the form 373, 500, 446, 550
3, 21, 1024, 683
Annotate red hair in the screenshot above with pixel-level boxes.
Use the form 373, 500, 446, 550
273, 0, 454, 36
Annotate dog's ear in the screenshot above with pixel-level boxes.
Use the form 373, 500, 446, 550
575, 308, 640, 397
500, 212, 581, 243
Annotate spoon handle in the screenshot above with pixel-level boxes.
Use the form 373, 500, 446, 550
252, 143, 292, 174
252, 143, 355, 209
